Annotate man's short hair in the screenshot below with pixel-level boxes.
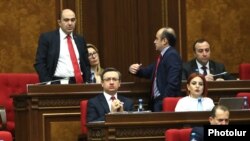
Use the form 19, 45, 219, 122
192, 38, 210, 51
101, 67, 121, 81
210, 105, 229, 118
161, 28, 176, 47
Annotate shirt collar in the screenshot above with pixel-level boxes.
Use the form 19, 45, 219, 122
196, 60, 209, 69
59, 28, 73, 39
161, 45, 170, 56
103, 91, 118, 101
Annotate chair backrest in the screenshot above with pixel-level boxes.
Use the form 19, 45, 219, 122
80, 100, 88, 134
236, 92, 250, 105
0, 131, 13, 141
0, 73, 39, 134
239, 63, 250, 80
165, 128, 192, 141
162, 97, 182, 112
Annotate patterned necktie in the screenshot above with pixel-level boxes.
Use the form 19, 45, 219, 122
111, 96, 116, 101
201, 66, 207, 76
66, 35, 83, 83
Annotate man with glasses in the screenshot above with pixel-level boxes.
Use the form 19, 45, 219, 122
87, 67, 134, 122
190, 105, 230, 141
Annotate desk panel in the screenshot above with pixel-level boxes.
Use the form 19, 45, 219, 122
13, 81, 250, 141
87, 110, 250, 141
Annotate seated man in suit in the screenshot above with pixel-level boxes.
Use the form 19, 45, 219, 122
182, 38, 235, 81
190, 105, 230, 141
87, 67, 134, 122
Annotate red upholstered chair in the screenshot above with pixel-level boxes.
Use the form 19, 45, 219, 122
80, 100, 88, 140
0, 73, 39, 136
0, 131, 13, 141
236, 92, 250, 105
162, 97, 182, 112
165, 128, 192, 141
239, 63, 250, 80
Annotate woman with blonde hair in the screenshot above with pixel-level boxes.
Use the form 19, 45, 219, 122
86, 43, 103, 83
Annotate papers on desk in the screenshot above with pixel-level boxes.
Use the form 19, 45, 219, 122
212, 72, 227, 77
88, 121, 105, 123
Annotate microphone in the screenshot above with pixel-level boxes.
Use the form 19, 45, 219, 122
32, 77, 69, 85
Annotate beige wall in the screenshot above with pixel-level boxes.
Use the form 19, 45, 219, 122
186, 0, 250, 73
0, 0, 249, 76
0, 0, 56, 72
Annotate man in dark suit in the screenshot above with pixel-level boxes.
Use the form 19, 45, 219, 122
34, 9, 90, 84
182, 38, 235, 81
87, 67, 134, 122
190, 105, 230, 141
129, 27, 182, 112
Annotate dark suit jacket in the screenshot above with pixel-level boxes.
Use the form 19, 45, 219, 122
87, 93, 134, 122
34, 29, 91, 83
190, 127, 204, 141
136, 47, 182, 112
182, 59, 235, 80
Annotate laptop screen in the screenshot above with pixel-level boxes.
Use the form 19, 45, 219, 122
218, 97, 244, 110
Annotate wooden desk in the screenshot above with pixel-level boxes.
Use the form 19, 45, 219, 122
87, 110, 250, 141
13, 80, 250, 141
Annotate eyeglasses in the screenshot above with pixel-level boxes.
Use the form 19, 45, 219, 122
103, 77, 120, 82
88, 52, 98, 58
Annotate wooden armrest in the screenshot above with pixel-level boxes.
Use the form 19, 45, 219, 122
0, 105, 7, 129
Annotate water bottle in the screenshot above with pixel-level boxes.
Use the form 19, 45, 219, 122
190, 132, 197, 141
242, 96, 249, 109
138, 98, 144, 112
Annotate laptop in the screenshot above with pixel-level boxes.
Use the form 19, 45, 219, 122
218, 97, 244, 110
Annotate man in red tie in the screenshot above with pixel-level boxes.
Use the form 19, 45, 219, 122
129, 27, 182, 112
34, 9, 90, 84
87, 68, 134, 122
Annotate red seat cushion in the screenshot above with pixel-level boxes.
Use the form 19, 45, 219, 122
0, 131, 13, 141
239, 63, 250, 80
80, 100, 88, 134
0, 73, 39, 135
162, 97, 182, 112
165, 128, 192, 141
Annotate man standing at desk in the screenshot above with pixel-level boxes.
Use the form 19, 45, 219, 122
129, 27, 182, 112
87, 67, 134, 122
34, 9, 90, 84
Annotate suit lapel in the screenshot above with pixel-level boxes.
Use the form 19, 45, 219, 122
54, 30, 61, 66
99, 94, 110, 113
209, 61, 216, 74
191, 59, 199, 73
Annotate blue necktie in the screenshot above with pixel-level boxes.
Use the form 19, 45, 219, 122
90, 72, 96, 83
197, 98, 203, 111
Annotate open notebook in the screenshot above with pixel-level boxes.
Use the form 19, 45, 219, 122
218, 97, 244, 110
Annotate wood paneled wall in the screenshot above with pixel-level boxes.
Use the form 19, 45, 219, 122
0, 0, 249, 81
186, 0, 250, 73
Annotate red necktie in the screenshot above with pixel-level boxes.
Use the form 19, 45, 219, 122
152, 55, 162, 97
66, 35, 83, 83
111, 96, 116, 101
